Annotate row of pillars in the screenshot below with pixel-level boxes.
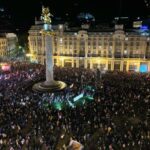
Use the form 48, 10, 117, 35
57, 58, 147, 71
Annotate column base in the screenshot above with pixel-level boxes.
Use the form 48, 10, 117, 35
32, 80, 67, 92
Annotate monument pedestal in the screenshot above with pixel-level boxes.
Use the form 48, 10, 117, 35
33, 80, 67, 92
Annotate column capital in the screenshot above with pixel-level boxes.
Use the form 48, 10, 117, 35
41, 30, 55, 36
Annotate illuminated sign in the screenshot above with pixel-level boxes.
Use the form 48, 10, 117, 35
140, 25, 148, 31
133, 21, 142, 28
73, 93, 84, 102
1, 64, 11, 71
140, 64, 148, 73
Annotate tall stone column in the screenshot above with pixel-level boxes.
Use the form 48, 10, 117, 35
45, 35, 53, 84
126, 61, 129, 71
120, 61, 124, 71
111, 61, 114, 71
84, 59, 87, 69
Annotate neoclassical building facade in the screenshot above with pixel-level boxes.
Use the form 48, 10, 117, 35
28, 21, 150, 72
0, 33, 18, 59
0, 37, 7, 57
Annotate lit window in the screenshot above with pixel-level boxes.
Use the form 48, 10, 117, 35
124, 50, 127, 54
60, 38, 63, 43
59, 25, 63, 29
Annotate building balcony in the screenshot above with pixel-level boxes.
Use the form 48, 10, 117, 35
59, 54, 76, 57
114, 54, 122, 58
87, 54, 101, 57
79, 54, 85, 57
129, 54, 145, 58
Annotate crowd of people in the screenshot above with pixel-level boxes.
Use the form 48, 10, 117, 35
0, 62, 150, 149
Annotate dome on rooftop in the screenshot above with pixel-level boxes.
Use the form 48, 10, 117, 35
77, 13, 95, 22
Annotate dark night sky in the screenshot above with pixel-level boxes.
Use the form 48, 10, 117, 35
0, 0, 149, 29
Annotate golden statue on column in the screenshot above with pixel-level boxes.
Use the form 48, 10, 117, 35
41, 6, 53, 24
